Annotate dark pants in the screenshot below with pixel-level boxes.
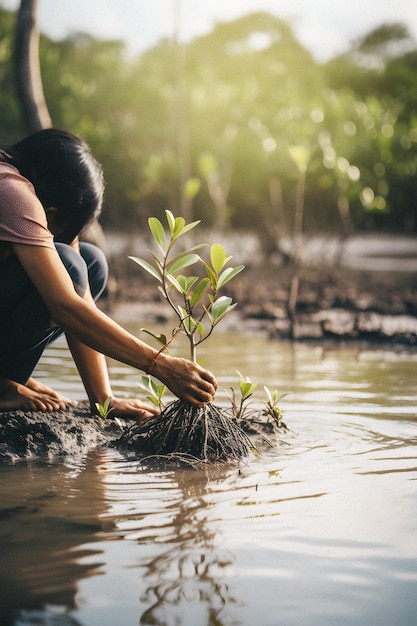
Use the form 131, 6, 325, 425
0, 242, 108, 384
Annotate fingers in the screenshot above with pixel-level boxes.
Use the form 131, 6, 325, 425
109, 398, 160, 420
181, 375, 217, 407
34, 398, 68, 412
182, 374, 218, 406
21, 393, 70, 412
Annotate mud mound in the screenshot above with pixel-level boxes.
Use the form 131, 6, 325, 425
0, 404, 121, 464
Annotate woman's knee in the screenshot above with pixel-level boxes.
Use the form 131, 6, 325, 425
79, 242, 108, 300
55, 242, 89, 295
55, 242, 108, 300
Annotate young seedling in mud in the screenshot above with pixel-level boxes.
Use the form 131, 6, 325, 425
95, 397, 125, 429
117, 210, 255, 463
263, 387, 288, 430
138, 376, 166, 411
95, 397, 113, 419
229, 371, 258, 421
228, 376, 287, 449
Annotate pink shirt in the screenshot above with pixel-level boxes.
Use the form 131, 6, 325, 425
0, 161, 54, 261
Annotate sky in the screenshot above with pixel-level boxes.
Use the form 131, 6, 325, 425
1, 0, 417, 62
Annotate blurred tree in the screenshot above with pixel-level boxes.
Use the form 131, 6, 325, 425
324, 23, 417, 233
14, 0, 51, 132
1, 6, 416, 234
0, 8, 22, 143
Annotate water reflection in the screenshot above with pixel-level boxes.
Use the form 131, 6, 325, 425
134, 466, 238, 625
2, 331, 417, 625
0, 453, 109, 626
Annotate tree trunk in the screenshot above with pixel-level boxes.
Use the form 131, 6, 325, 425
14, 0, 52, 133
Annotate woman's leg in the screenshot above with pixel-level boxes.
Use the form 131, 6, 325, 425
0, 242, 108, 384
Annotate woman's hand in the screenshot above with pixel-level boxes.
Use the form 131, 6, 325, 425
103, 397, 160, 420
153, 354, 218, 406
0, 377, 73, 412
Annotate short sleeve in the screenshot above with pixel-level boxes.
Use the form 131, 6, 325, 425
0, 163, 55, 249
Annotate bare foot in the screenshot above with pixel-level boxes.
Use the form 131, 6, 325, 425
0, 377, 73, 412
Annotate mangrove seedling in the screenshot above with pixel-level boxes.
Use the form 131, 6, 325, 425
95, 396, 113, 419
95, 397, 125, 430
138, 375, 166, 410
129, 210, 244, 362
117, 210, 255, 463
229, 371, 258, 421
263, 387, 288, 430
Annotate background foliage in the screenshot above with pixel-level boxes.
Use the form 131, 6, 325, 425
1, 8, 416, 236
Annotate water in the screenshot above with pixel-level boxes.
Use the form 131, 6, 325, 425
1, 322, 417, 626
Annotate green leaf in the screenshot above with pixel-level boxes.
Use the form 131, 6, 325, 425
139, 375, 166, 407
129, 256, 162, 282
167, 253, 200, 274
157, 285, 167, 300
210, 295, 233, 320
166, 274, 184, 292
217, 264, 245, 289
190, 277, 210, 306
140, 375, 156, 395
165, 209, 176, 234
148, 217, 166, 251
140, 328, 168, 347
236, 371, 257, 399
184, 315, 197, 332
203, 262, 217, 290
173, 216, 186, 238
240, 381, 257, 399
214, 301, 237, 323
210, 243, 230, 273
95, 396, 113, 418
264, 385, 273, 404
176, 275, 199, 294
179, 220, 201, 236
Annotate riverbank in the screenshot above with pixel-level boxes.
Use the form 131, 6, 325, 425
105, 252, 417, 347
0, 402, 284, 464
1, 233, 416, 464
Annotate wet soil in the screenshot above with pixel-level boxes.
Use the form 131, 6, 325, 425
0, 404, 122, 464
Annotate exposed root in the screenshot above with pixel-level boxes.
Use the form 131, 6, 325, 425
116, 399, 255, 463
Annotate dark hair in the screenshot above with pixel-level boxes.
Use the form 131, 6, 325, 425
1, 128, 104, 244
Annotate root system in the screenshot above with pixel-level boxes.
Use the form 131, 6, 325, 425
116, 399, 254, 463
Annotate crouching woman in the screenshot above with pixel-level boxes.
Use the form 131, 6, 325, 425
0, 128, 217, 417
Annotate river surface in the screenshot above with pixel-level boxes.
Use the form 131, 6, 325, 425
1, 320, 417, 626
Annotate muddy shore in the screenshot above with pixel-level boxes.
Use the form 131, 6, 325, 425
1, 234, 416, 464
106, 253, 417, 347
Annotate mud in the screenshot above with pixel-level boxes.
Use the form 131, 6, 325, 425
0, 403, 123, 464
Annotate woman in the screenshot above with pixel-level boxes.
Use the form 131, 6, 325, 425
0, 128, 217, 417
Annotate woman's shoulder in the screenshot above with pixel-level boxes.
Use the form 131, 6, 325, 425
0, 161, 54, 249
0, 161, 34, 196
0, 160, 20, 177
0, 161, 38, 204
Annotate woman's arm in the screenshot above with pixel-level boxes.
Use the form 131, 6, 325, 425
65, 287, 160, 418
66, 331, 159, 419
12, 243, 217, 405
